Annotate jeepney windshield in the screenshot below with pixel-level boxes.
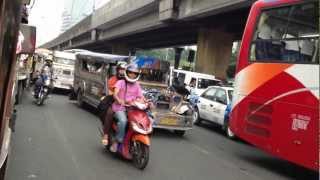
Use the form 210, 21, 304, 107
55, 57, 75, 65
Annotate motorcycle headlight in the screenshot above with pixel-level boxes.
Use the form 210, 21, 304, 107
44, 88, 48, 92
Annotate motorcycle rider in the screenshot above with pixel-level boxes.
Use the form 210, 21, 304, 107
33, 59, 54, 98
110, 63, 144, 152
34, 68, 49, 98
101, 62, 126, 145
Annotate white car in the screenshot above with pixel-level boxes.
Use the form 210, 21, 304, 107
193, 86, 235, 138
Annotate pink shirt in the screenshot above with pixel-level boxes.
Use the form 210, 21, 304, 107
112, 80, 143, 112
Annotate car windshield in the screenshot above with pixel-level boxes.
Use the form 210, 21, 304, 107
55, 57, 75, 65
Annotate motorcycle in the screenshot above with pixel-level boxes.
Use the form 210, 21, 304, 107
35, 78, 50, 106
106, 100, 153, 170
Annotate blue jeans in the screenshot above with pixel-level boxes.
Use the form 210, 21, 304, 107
114, 111, 128, 143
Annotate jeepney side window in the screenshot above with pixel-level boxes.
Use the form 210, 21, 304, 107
81, 60, 103, 74
110, 64, 117, 76
93, 62, 103, 73
250, 2, 319, 64
81, 60, 89, 72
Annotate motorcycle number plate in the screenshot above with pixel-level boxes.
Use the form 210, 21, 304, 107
160, 118, 177, 126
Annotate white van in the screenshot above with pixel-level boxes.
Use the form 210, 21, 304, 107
52, 51, 76, 90
170, 68, 221, 96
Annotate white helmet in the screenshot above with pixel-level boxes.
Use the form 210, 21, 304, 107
124, 63, 141, 83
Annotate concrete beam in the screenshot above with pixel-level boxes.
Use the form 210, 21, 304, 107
41, 0, 252, 52
178, 0, 253, 20
174, 47, 183, 69
93, 0, 157, 29
159, 0, 178, 21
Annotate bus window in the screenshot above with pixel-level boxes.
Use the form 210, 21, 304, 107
250, 2, 319, 63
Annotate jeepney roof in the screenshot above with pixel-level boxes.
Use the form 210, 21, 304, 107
75, 51, 129, 64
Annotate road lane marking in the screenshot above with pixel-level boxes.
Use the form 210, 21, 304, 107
185, 140, 263, 180
191, 143, 210, 155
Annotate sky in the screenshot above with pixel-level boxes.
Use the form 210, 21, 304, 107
29, 0, 110, 47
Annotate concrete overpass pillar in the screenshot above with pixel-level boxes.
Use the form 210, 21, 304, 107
195, 28, 234, 80
112, 43, 130, 55
174, 47, 183, 69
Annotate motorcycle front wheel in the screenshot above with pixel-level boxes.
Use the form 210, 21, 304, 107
37, 94, 44, 106
132, 141, 149, 170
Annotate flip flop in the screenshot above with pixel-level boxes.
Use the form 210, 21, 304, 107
102, 135, 109, 146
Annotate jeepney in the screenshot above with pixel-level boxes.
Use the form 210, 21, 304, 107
72, 51, 129, 107
134, 57, 194, 136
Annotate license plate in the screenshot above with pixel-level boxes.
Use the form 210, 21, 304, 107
160, 118, 177, 125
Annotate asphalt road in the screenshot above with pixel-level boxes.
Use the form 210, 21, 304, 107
6, 92, 318, 180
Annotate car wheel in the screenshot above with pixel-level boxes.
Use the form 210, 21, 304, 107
193, 108, 202, 125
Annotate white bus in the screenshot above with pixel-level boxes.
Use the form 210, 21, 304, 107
52, 51, 76, 90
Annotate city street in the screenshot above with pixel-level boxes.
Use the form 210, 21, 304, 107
7, 92, 317, 180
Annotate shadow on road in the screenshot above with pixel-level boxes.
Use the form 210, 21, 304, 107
195, 121, 250, 146
236, 154, 318, 180
52, 88, 72, 95
152, 129, 188, 139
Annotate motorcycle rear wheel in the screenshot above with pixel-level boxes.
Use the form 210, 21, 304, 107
132, 141, 149, 170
